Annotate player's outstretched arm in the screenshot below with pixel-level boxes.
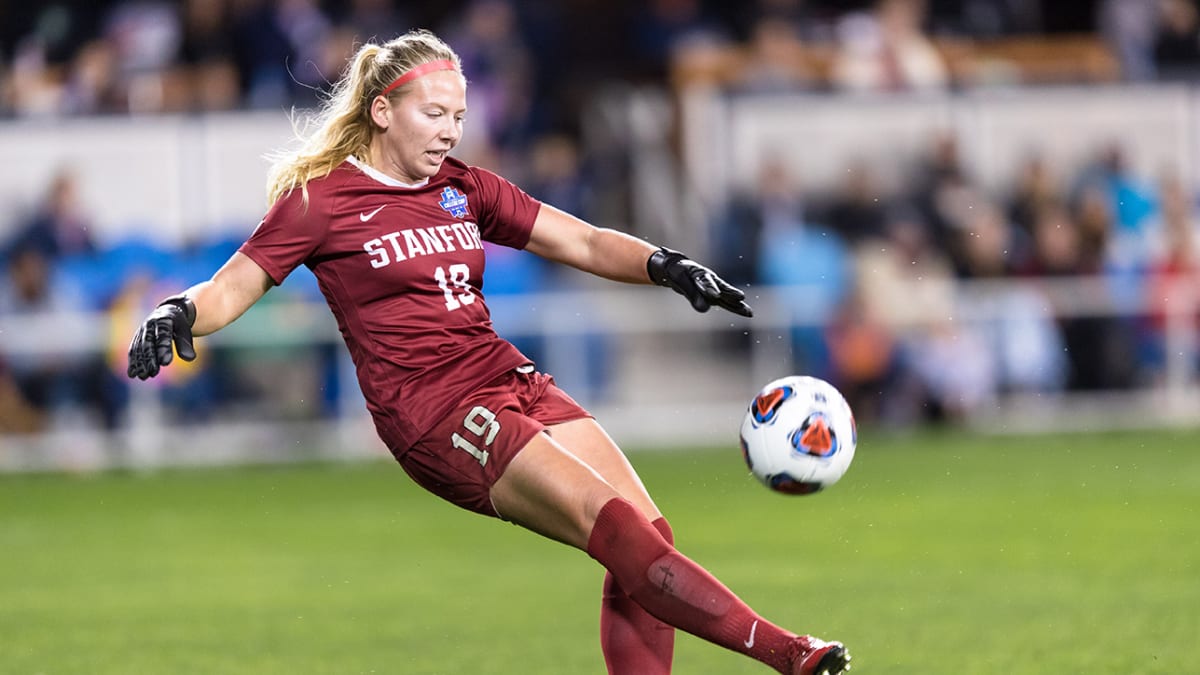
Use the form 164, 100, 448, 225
524, 204, 752, 317
127, 252, 273, 380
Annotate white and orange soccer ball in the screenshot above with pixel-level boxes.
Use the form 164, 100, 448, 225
739, 375, 857, 495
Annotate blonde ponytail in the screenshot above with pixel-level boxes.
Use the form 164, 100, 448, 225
264, 30, 462, 206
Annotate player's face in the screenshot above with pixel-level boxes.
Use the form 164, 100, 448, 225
376, 70, 467, 184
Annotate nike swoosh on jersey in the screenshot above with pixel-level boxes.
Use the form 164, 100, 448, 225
744, 620, 758, 649
359, 204, 387, 221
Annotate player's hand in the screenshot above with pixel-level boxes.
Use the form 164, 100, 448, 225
647, 247, 753, 317
127, 295, 197, 380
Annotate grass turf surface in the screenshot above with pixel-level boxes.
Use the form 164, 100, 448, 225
1, 427, 1197, 674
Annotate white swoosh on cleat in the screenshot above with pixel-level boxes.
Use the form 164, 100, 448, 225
359, 204, 386, 221
744, 619, 758, 649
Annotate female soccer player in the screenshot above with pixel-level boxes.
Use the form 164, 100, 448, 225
126, 29, 850, 675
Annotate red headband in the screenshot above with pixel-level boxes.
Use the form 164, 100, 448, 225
380, 59, 458, 97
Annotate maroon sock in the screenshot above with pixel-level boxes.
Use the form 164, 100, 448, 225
587, 498, 797, 674
599, 517, 677, 675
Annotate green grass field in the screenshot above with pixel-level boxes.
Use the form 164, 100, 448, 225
1, 427, 1197, 674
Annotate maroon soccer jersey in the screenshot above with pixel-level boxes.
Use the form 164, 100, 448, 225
239, 156, 541, 453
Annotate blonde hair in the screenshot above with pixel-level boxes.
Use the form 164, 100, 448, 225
265, 30, 462, 206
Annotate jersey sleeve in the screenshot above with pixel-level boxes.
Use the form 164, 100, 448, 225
469, 166, 541, 250
238, 187, 329, 285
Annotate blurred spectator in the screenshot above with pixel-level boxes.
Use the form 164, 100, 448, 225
906, 317, 998, 420
755, 167, 852, 377
1075, 143, 1156, 246
61, 39, 126, 114
103, 1, 183, 113
851, 210, 951, 423
955, 201, 1068, 393
0, 244, 124, 429
6, 168, 96, 261
862, 198, 1001, 420
818, 159, 890, 246
1154, 0, 1200, 80
956, 199, 1015, 278
716, 154, 808, 288
1021, 199, 1139, 391
909, 129, 988, 269
733, 15, 819, 93
632, 0, 733, 81
1144, 169, 1199, 257
1005, 152, 1061, 262
830, 0, 949, 94
823, 283, 900, 423
442, 0, 537, 153
174, 0, 241, 112
1140, 170, 1200, 381
855, 207, 957, 324
276, 0, 335, 102
993, 284, 1069, 394
231, 0, 332, 109
524, 133, 594, 220
873, 203, 1001, 418
4, 2, 106, 67
1073, 171, 1145, 315
1073, 181, 1117, 272
7, 35, 66, 116
1, 169, 125, 430
1021, 200, 1084, 276
1098, 0, 1160, 81
4, 2, 104, 115
312, 25, 361, 93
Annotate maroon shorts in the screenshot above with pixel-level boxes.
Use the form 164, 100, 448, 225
396, 367, 592, 517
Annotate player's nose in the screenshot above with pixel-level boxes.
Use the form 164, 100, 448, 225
440, 118, 460, 143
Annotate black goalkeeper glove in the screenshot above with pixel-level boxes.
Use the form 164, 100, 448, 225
647, 247, 753, 317
127, 294, 197, 380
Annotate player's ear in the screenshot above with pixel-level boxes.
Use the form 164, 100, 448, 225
369, 95, 392, 130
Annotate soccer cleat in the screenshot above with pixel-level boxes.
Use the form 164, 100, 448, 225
788, 635, 851, 675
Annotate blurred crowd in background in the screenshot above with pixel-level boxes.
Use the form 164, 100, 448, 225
2, 0, 1200, 435
7, 0, 1200, 144
713, 134, 1196, 424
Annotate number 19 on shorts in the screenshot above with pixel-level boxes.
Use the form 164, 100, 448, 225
451, 405, 500, 466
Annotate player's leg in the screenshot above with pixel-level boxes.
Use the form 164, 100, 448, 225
545, 417, 661, 519
491, 432, 850, 675
547, 418, 675, 675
